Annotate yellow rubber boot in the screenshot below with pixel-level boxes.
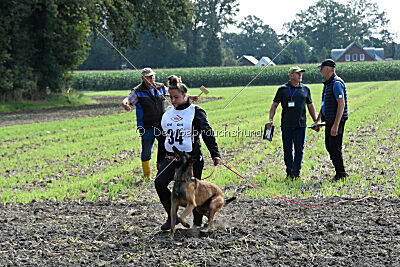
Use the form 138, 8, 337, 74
142, 160, 151, 178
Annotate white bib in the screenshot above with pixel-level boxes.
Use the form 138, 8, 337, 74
161, 104, 196, 153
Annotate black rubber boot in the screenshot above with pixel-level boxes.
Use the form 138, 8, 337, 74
159, 198, 173, 231
161, 217, 172, 231
193, 209, 203, 227
333, 172, 348, 181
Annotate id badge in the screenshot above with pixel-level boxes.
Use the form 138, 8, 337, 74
288, 101, 295, 108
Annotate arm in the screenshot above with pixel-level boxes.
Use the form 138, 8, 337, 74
123, 89, 138, 112
195, 107, 221, 165
188, 95, 199, 101
306, 103, 318, 122
330, 81, 346, 136
311, 108, 323, 132
156, 134, 166, 169
331, 98, 345, 136
267, 102, 279, 129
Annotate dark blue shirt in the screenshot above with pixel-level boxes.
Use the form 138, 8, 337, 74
273, 82, 312, 128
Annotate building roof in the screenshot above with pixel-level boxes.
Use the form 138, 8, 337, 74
238, 55, 258, 65
256, 56, 276, 66
331, 41, 384, 61
363, 47, 384, 61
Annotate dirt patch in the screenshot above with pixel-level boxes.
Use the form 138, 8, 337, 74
1, 95, 399, 265
0, 95, 223, 127
0, 198, 399, 265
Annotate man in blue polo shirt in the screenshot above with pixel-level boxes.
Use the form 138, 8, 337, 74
267, 66, 318, 179
312, 59, 349, 181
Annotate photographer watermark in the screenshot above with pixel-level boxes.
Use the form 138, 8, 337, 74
135, 126, 264, 138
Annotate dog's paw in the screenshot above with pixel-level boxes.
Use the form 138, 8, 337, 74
179, 219, 190, 228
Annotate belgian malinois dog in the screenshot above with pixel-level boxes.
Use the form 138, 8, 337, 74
170, 147, 235, 237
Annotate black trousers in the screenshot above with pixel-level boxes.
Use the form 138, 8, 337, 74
154, 156, 204, 224
325, 121, 346, 174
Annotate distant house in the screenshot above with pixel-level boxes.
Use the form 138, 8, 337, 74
331, 42, 384, 62
256, 56, 276, 66
237, 55, 258, 66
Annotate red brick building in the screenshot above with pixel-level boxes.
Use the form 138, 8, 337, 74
331, 42, 384, 62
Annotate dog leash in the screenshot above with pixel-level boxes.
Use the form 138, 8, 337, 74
220, 161, 371, 209
201, 168, 215, 180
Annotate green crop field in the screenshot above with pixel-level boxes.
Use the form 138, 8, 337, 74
73, 61, 400, 90
1, 81, 400, 203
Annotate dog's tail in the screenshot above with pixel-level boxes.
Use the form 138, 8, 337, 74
224, 196, 236, 206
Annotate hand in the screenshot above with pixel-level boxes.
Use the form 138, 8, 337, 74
189, 95, 199, 102
310, 121, 320, 132
212, 157, 221, 166
122, 99, 131, 112
331, 123, 339, 136
266, 119, 273, 130
310, 122, 320, 132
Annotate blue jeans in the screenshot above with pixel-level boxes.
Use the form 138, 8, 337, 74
281, 127, 306, 177
140, 127, 162, 161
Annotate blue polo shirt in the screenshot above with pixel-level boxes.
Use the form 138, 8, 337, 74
321, 81, 345, 116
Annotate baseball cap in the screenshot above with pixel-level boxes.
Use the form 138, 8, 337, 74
141, 67, 156, 77
288, 66, 306, 74
317, 59, 336, 68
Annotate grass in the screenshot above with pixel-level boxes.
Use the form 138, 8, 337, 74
1, 80, 400, 203
0, 90, 94, 113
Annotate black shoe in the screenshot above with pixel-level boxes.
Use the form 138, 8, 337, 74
161, 218, 171, 231
333, 172, 348, 181
161, 217, 179, 230
193, 221, 202, 227
193, 211, 203, 227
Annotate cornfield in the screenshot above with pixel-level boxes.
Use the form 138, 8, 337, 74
73, 61, 400, 91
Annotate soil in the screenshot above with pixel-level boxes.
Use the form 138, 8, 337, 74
1, 198, 399, 266
1, 95, 399, 266
0, 95, 223, 127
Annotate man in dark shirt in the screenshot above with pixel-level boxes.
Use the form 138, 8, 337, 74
267, 66, 318, 178
312, 59, 348, 181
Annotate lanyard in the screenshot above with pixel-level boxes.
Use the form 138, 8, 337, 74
290, 87, 298, 101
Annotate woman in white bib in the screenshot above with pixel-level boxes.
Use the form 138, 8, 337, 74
155, 75, 221, 231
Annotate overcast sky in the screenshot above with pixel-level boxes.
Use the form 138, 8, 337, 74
232, 0, 400, 42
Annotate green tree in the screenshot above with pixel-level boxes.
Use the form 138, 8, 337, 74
0, 0, 193, 102
222, 15, 282, 61
283, 0, 393, 52
0, 2, 34, 102
184, 0, 239, 66
281, 38, 311, 63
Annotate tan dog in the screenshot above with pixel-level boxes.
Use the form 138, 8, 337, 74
170, 147, 235, 237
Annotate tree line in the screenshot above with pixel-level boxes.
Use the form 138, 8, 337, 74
1, 0, 399, 102
79, 0, 399, 71
0, 0, 192, 102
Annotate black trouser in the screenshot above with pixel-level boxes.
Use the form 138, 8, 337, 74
154, 156, 204, 225
325, 121, 346, 174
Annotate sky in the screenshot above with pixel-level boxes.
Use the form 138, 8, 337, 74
232, 0, 400, 42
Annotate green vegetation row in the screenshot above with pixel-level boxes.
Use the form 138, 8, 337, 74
73, 61, 400, 91
1, 81, 400, 203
